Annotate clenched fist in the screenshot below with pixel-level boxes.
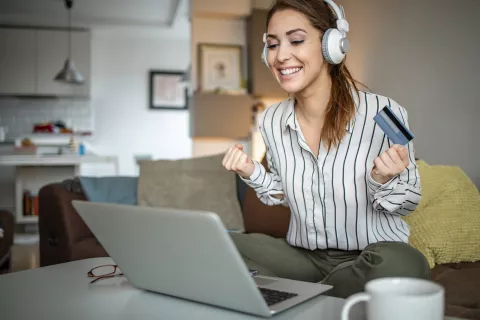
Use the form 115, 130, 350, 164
371, 144, 410, 185
222, 144, 255, 179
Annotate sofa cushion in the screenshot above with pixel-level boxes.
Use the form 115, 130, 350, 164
402, 160, 480, 268
137, 153, 245, 231
79, 176, 138, 205
242, 156, 290, 238
431, 261, 480, 319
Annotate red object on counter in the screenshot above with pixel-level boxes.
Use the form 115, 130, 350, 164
34, 123, 54, 133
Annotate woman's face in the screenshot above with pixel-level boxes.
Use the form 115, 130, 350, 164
266, 9, 326, 94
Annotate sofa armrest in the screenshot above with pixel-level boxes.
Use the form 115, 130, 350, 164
0, 210, 14, 265
38, 182, 108, 267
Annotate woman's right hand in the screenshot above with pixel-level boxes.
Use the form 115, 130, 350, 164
222, 144, 255, 179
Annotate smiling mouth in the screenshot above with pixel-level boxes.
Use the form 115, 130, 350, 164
279, 67, 303, 76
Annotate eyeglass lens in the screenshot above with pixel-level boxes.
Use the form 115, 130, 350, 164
90, 265, 118, 277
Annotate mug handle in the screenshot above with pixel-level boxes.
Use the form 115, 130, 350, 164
341, 292, 371, 320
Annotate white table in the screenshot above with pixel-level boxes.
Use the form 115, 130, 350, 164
0, 257, 360, 320
0, 258, 464, 320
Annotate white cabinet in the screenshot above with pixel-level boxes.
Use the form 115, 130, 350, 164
0, 27, 91, 97
36, 29, 71, 96
0, 155, 119, 224
70, 31, 91, 97
36, 29, 91, 97
0, 29, 37, 95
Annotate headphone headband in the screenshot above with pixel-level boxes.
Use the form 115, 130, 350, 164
324, 0, 349, 34
324, 0, 344, 19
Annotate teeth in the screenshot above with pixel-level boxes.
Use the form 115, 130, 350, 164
280, 67, 302, 75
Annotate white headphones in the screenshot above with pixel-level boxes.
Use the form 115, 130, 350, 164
261, 0, 350, 67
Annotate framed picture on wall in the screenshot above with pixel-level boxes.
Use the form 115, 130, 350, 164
197, 43, 245, 93
149, 70, 188, 110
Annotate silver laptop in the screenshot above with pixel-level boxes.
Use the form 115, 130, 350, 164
72, 200, 332, 317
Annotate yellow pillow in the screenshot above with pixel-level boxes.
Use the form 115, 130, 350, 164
403, 160, 480, 268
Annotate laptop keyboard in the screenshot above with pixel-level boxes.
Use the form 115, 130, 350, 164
259, 287, 298, 306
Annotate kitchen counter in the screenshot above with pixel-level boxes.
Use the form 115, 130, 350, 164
0, 154, 118, 166
0, 153, 119, 224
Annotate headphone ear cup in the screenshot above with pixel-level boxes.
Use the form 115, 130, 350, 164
322, 28, 346, 65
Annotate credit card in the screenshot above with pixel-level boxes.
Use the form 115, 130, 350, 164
373, 105, 414, 146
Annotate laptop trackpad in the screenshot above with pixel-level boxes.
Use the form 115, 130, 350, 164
254, 277, 278, 286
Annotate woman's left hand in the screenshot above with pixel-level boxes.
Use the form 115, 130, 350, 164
371, 144, 410, 185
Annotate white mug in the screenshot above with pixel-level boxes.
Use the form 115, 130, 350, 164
341, 277, 444, 320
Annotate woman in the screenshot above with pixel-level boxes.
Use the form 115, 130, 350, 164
222, 0, 430, 298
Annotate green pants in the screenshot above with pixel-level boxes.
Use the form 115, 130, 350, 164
230, 233, 431, 298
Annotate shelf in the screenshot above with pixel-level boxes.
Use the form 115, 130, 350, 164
16, 215, 38, 224
0, 155, 118, 166
246, 9, 289, 99
21, 132, 93, 137
5, 156, 119, 225
15, 133, 93, 147
191, 0, 251, 19
14, 166, 78, 224
190, 92, 254, 139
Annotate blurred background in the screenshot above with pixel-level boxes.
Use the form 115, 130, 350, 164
0, 0, 478, 270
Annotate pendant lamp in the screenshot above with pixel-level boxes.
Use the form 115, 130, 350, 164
54, 0, 84, 85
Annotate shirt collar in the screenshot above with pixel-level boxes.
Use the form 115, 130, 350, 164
282, 98, 296, 132
282, 96, 357, 133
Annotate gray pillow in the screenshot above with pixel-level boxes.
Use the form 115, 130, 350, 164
137, 153, 245, 231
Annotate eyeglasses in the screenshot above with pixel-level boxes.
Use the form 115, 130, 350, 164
87, 264, 124, 283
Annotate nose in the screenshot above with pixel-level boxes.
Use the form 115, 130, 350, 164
274, 43, 292, 65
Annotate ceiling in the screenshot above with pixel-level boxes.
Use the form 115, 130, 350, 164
0, 0, 190, 31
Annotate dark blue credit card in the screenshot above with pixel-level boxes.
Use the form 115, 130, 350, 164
373, 105, 414, 146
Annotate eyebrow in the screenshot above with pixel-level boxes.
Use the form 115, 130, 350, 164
266, 28, 307, 40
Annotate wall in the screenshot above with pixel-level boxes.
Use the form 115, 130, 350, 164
251, 0, 480, 187
191, 16, 252, 158
334, 0, 480, 187
0, 97, 92, 214
191, 0, 250, 18
89, 28, 192, 175
0, 97, 92, 139
0, 27, 192, 177
252, 0, 273, 10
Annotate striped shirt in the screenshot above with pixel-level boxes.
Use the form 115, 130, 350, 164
242, 90, 421, 251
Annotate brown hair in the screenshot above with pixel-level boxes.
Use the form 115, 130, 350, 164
266, 0, 365, 150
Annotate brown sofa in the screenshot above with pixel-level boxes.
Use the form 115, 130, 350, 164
0, 210, 14, 274
37, 160, 480, 319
